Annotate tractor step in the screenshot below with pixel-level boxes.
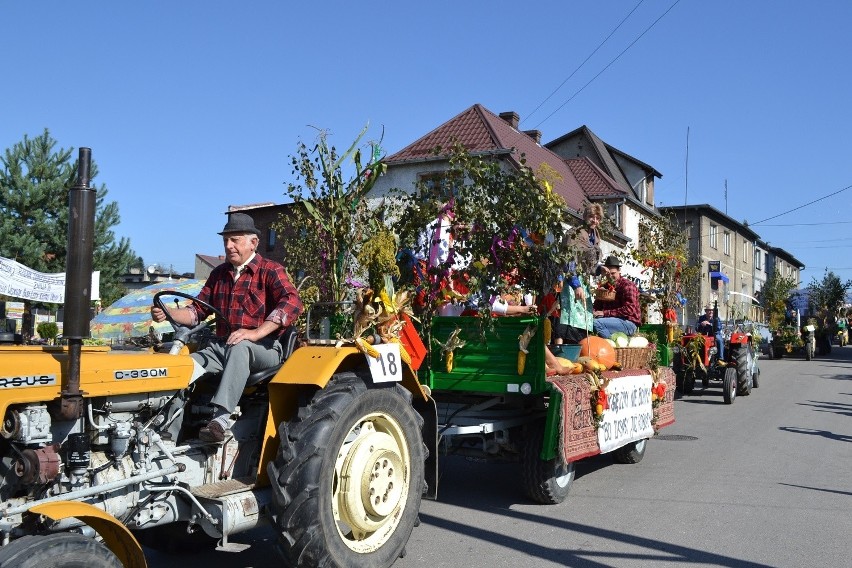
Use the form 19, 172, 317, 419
190, 476, 255, 499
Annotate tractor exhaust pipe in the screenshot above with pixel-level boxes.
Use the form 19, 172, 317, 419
56, 147, 96, 420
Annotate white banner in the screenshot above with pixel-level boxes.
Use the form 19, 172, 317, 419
597, 373, 655, 454
0, 256, 100, 303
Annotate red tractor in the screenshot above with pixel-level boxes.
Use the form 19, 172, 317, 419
674, 328, 759, 404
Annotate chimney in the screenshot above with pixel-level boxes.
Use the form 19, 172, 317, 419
499, 111, 519, 129
523, 129, 542, 144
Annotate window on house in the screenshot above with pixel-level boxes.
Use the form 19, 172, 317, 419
266, 228, 276, 251
743, 241, 749, 263
723, 231, 730, 255
754, 249, 762, 270
606, 202, 621, 232
419, 172, 454, 200
709, 224, 717, 249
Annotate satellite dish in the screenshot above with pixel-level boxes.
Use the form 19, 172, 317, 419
147, 265, 157, 274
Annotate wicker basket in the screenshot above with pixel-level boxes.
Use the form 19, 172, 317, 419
615, 346, 654, 369
594, 288, 616, 301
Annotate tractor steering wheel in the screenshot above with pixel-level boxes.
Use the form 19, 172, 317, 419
153, 291, 231, 353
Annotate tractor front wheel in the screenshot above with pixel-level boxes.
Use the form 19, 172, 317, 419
682, 368, 696, 395
723, 368, 737, 404
268, 372, 426, 568
0, 533, 121, 568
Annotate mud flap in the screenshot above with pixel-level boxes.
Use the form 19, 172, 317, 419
413, 395, 438, 500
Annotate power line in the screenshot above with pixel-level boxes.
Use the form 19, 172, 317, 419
751, 183, 852, 225
530, 0, 682, 131
523, 0, 645, 125
757, 220, 852, 227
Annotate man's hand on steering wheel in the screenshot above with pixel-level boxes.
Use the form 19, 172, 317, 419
152, 291, 231, 345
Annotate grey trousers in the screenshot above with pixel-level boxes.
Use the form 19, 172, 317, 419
191, 337, 283, 413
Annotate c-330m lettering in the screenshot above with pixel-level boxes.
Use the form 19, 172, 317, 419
114, 368, 168, 380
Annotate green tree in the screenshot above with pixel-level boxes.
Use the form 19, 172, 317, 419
626, 211, 699, 320
0, 130, 137, 310
761, 273, 798, 330
806, 270, 851, 317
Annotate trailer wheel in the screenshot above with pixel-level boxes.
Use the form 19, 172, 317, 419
723, 368, 737, 404
521, 421, 574, 504
612, 438, 647, 464
805, 340, 814, 360
736, 346, 752, 396
267, 372, 425, 568
0, 533, 121, 568
752, 367, 760, 389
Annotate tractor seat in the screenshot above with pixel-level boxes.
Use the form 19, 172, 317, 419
243, 326, 298, 388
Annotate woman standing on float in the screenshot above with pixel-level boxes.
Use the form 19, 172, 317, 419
558, 204, 603, 344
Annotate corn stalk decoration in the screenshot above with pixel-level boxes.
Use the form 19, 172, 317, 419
274, 125, 388, 307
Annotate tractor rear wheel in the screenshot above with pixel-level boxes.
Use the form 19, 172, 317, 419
736, 345, 753, 396
267, 372, 425, 568
521, 421, 575, 504
0, 533, 121, 568
723, 368, 737, 404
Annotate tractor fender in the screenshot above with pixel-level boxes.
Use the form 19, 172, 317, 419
28, 501, 146, 568
271, 344, 427, 401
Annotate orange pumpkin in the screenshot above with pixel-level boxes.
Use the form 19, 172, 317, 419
578, 336, 617, 369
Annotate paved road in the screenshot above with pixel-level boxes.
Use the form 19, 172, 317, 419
147, 346, 852, 567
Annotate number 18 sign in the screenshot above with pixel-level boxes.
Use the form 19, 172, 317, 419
365, 342, 403, 383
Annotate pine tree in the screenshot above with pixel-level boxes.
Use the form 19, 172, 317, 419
0, 130, 137, 315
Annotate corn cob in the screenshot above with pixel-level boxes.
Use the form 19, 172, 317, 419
446, 351, 454, 373
388, 337, 412, 365
517, 324, 536, 375
542, 318, 552, 345
355, 336, 379, 359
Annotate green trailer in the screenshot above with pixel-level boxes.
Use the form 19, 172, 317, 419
423, 315, 675, 504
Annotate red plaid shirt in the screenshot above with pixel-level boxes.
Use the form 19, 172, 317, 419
593, 275, 641, 326
191, 254, 303, 339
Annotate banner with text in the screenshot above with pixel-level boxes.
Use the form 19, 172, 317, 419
0, 256, 100, 303
597, 373, 655, 454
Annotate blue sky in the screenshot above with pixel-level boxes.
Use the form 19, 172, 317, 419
3, 1, 851, 285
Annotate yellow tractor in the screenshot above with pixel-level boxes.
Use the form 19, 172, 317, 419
0, 149, 436, 568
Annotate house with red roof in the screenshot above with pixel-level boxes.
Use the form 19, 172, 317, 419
366, 103, 671, 266
546, 125, 663, 252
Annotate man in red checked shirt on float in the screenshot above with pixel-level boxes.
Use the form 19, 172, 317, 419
592, 255, 641, 338
152, 213, 303, 442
